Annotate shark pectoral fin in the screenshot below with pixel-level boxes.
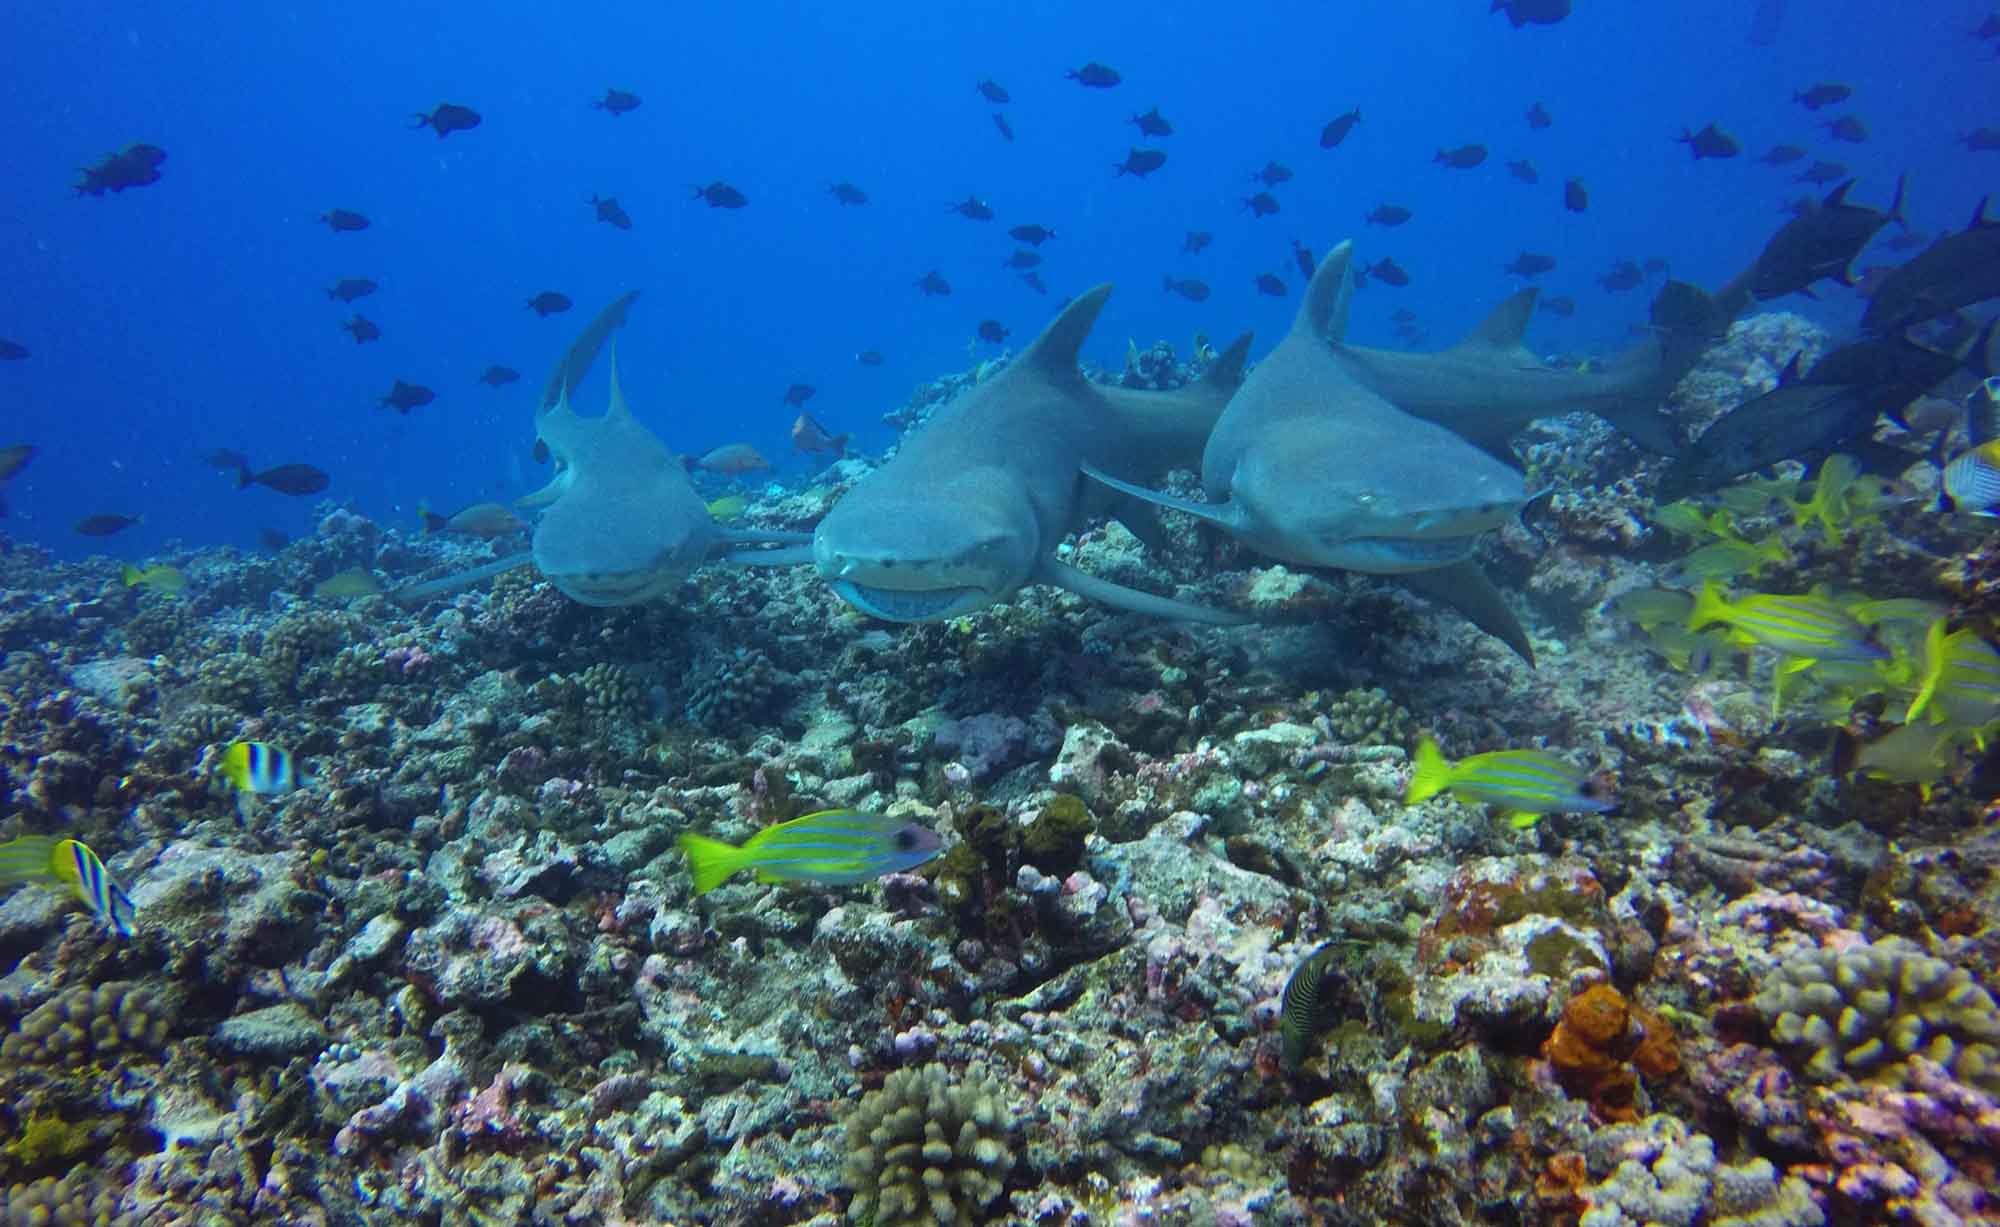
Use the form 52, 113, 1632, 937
1110, 497, 1172, 555
1078, 463, 1246, 533
718, 543, 817, 568
516, 477, 566, 509
387, 552, 536, 606
1034, 557, 1251, 626
1398, 560, 1536, 666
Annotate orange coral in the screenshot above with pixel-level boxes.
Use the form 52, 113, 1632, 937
1542, 983, 1677, 1123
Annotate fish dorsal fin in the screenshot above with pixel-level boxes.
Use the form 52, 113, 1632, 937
1014, 283, 1112, 384
1453, 288, 1540, 351
1777, 351, 1803, 385
1823, 180, 1853, 209
1199, 331, 1255, 391
1299, 239, 1355, 344
1973, 195, 1994, 230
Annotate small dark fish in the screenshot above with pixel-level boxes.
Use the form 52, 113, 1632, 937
1435, 144, 1487, 169
0, 444, 38, 480
1183, 230, 1213, 254
692, 181, 748, 209
829, 182, 868, 205
1759, 144, 1807, 165
326, 278, 376, 303
1292, 239, 1315, 279
589, 194, 633, 230
74, 144, 166, 197
915, 270, 952, 297
478, 365, 519, 387
239, 463, 330, 496
259, 528, 290, 551
1131, 108, 1172, 138
1368, 258, 1410, 287
1163, 276, 1211, 302
1598, 260, 1644, 292
1320, 109, 1361, 148
1002, 248, 1042, 270
593, 89, 642, 116
1253, 160, 1293, 187
1564, 178, 1589, 212
342, 315, 380, 344
1066, 62, 1121, 88
1504, 251, 1556, 277
1254, 273, 1287, 297
1679, 123, 1741, 159
1860, 199, 2000, 334
783, 384, 816, 407
1753, 176, 1905, 300
856, 350, 885, 366
1020, 271, 1048, 295
1966, 129, 2000, 152
1491, 0, 1571, 27
201, 448, 246, 472
1115, 148, 1167, 178
378, 380, 436, 414
1243, 192, 1280, 218
1539, 295, 1576, 317
75, 514, 140, 537
791, 413, 848, 458
320, 209, 370, 232
412, 103, 480, 138
1009, 224, 1057, 246
527, 292, 572, 317
992, 113, 1014, 142
1826, 115, 1868, 143
1797, 160, 1848, 185
1507, 159, 1539, 184
0, 339, 28, 361
950, 195, 994, 220
977, 80, 1010, 104
1526, 101, 1552, 130
1366, 203, 1412, 226
1794, 82, 1852, 110
977, 320, 1009, 343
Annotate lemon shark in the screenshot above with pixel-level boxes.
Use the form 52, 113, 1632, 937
1081, 241, 1536, 661
811, 284, 1254, 624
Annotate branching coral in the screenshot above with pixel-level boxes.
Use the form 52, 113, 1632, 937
1, 981, 170, 1065
841, 1064, 1013, 1226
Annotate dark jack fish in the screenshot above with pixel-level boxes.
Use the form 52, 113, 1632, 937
326, 278, 376, 302
75, 514, 140, 537
1066, 62, 1121, 88
478, 365, 519, 387
1679, 123, 1741, 159
378, 380, 435, 413
1320, 109, 1361, 148
1255, 273, 1287, 296
1759, 144, 1807, 165
1009, 224, 1057, 246
1435, 144, 1487, 168
1254, 160, 1293, 187
75, 144, 165, 196
977, 320, 1009, 343
593, 89, 642, 116
1116, 148, 1167, 178
692, 181, 748, 208
1508, 159, 1540, 183
1003, 249, 1041, 270
950, 195, 994, 220
1292, 240, 1315, 279
783, 384, 816, 407
341, 315, 380, 344
1491, 0, 1571, 26
1826, 115, 1869, 143
991, 113, 1014, 142
1505, 251, 1556, 277
829, 182, 867, 205
1243, 192, 1280, 218
1163, 276, 1211, 302
1860, 198, 2000, 335
1794, 82, 1852, 110
320, 209, 369, 232
915, 270, 951, 296
238, 464, 330, 496
1020, 271, 1047, 294
1526, 101, 1552, 129
413, 103, 480, 138
527, 291, 573, 317
1752, 176, 1905, 300
589, 195, 632, 230
1183, 231, 1213, 254
1368, 258, 1411, 287
1366, 204, 1412, 226
1565, 179, 1589, 211
1131, 107, 1172, 137
976, 79, 1010, 104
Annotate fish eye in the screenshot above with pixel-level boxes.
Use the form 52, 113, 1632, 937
894, 829, 918, 849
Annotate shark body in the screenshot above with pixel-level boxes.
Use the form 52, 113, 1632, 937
811, 284, 1252, 625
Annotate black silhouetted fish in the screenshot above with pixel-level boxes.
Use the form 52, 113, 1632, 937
829, 182, 868, 205
1292, 240, 1315, 278
1966, 129, 2000, 152
527, 292, 573, 317
1243, 192, 1279, 218
594, 89, 642, 116
326, 278, 376, 303
1507, 159, 1539, 183
1366, 204, 1411, 226
0, 339, 28, 360
1826, 115, 1868, 143
75, 144, 165, 196
239, 464, 329, 496
1759, 144, 1806, 165
856, 350, 885, 366
977, 320, 1009, 343
1116, 148, 1167, 177
992, 113, 1014, 142
1131, 108, 1172, 137
1598, 260, 1643, 291
1539, 295, 1576, 316
1435, 144, 1487, 169
977, 79, 1010, 104
1, 444, 38, 478
1679, 123, 1741, 159
1492, 0, 1570, 26
1794, 82, 1852, 110
1526, 101, 1552, 130
915, 270, 951, 296
1020, 271, 1048, 294
1505, 251, 1556, 276
1183, 231, 1213, 254
950, 195, 994, 220
1753, 176, 1905, 300
412, 103, 480, 138
1255, 273, 1287, 296
1253, 160, 1293, 187
1163, 276, 1211, 301
589, 195, 632, 230
1067, 62, 1121, 88
692, 181, 748, 208
479, 365, 519, 387
1797, 161, 1847, 185
1320, 109, 1361, 148
342, 315, 380, 344
201, 448, 246, 472
1009, 224, 1057, 245
1860, 199, 2000, 334
75, 514, 140, 536
320, 209, 369, 232
1565, 179, 1589, 212
378, 380, 435, 413
1368, 258, 1411, 287
1003, 249, 1042, 269
783, 383, 816, 407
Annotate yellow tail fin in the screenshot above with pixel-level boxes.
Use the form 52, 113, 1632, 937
1404, 737, 1453, 806
676, 832, 747, 896
1688, 581, 1731, 633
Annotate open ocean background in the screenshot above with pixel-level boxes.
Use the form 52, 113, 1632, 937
0, 0, 1985, 560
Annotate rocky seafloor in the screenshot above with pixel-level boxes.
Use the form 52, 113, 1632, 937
1, 313, 1996, 1227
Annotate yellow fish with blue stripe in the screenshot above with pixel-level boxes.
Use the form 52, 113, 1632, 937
1904, 618, 2000, 739
1689, 583, 1886, 663
0, 835, 136, 938
1404, 737, 1612, 830
677, 810, 944, 895
121, 563, 189, 596
220, 741, 313, 795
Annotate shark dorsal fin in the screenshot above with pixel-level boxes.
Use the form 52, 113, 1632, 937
1016, 283, 1112, 382
1454, 289, 1540, 351
538, 289, 643, 414
1973, 195, 1993, 230
1777, 351, 1803, 385
1823, 180, 1853, 209
607, 342, 633, 420
1199, 331, 1255, 390
1301, 240, 1355, 344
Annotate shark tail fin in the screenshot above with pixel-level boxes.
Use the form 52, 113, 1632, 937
1301, 240, 1355, 344
1017, 283, 1112, 384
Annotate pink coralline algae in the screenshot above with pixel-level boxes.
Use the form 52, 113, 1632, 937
383, 645, 435, 674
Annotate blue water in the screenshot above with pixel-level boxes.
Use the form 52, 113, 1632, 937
0, 0, 1985, 559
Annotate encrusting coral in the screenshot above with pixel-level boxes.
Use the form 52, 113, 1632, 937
840, 1064, 1013, 1227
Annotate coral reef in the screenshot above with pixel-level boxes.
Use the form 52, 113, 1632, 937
840, 1064, 1014, 1227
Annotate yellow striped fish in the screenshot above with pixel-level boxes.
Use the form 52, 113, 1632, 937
676, 810, 943, 895
1904, 618, 2000, 737
0, 836, 136, 938
1405, 736, 1613, 830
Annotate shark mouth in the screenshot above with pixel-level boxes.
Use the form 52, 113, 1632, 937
830, 580, 988, 622
546, 566, 680, 607
1329, 534, 1479, 573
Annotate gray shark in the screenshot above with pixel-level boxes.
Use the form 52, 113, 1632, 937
811, 284, 1253, 625
1081, 240, 1536, 661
